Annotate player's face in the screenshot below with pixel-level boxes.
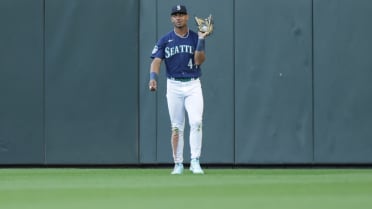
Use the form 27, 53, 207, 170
171, 13, 188, 28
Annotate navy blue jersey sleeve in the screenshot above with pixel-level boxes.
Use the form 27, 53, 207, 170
150, 36, 168, 59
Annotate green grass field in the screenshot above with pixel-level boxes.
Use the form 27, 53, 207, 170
1, 168, 371, 209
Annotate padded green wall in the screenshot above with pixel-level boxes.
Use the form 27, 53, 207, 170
0, 0, 44, 164
44, 0, 139, 164
1, 0, 372, 165
1, 0, 139, 165
140, 0, 372, 164
313, 0, 372, 163
235, 0, 313, 163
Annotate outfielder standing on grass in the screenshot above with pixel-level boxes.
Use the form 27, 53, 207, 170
149, 4, 211, 174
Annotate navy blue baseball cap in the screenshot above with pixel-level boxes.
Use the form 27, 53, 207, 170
171, 5, 187, 15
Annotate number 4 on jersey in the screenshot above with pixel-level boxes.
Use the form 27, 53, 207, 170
188, 58, 193, 69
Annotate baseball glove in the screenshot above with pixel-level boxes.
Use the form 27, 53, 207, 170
194, 14, 213, 35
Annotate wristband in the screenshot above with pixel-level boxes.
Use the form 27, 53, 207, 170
150, 72, 158, 81
196, 38, 205, 51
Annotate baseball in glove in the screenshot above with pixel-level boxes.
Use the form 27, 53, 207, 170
194, 14, 213, 35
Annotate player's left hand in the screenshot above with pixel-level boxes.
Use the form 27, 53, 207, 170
198, 31, 209, 39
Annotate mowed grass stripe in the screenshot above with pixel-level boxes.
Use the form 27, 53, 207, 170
0, 169, 371, 209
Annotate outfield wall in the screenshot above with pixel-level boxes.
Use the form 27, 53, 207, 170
1, 0, 372, 165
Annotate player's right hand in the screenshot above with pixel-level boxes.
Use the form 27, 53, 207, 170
149, 80, 157, 92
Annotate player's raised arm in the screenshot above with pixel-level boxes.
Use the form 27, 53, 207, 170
194, 31, 208, 66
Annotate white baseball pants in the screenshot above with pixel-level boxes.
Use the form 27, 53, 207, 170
166, 78, 203, 163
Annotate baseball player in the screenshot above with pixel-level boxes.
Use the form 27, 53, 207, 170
149, 5, 209, 174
